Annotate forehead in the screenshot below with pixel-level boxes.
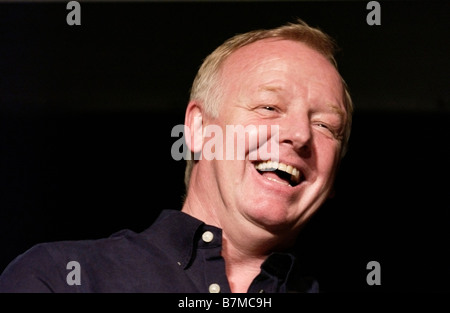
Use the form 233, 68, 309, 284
222, 38, 338, 78
220, 38, 344, 104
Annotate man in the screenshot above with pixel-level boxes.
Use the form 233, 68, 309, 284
0, 19, 353, 293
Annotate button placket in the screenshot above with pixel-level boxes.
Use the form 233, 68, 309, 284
198, 227, 230, 293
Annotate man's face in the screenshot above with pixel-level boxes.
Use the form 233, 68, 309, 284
202, 39, 346, 237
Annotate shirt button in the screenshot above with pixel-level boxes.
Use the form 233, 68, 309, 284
202, 231, 214, 243
209, 283, 221, 293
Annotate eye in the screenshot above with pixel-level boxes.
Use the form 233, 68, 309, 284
263, 106, 276, 111
313, 122, 339, 139
253, 104, 281, 117
315, 122, 329, 129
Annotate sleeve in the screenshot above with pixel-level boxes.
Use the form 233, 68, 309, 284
0, 243, 69, 293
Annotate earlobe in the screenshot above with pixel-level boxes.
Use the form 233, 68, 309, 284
184, 101, 203, 154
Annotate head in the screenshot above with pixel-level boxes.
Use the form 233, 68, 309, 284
182, 19, 353, 243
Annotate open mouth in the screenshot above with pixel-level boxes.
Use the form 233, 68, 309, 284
254, 160, 303, 187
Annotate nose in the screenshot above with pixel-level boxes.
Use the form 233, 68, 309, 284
278, 114, 312, 154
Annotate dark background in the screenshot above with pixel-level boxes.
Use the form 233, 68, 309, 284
1, 1, 449, 292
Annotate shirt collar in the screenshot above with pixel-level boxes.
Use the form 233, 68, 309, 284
142, 209, 313, 292
261, 252, 296, 278
142, 209, 223, 269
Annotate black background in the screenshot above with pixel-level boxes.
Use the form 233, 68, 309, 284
1, 1, 449, 293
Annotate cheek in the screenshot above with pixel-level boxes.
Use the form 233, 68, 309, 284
222, 116, 268, 155
314, 139, 341, 175
246, 126, 260, 153
222, 125, 263, 162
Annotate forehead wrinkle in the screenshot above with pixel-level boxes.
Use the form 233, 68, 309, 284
258, 85, 283, 92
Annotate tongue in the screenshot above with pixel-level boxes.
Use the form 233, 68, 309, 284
260, 171, 291, 185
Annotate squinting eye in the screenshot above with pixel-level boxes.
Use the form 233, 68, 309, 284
263, 106, 276, 111
314, 122, 342, 139
315, 123, 329, 129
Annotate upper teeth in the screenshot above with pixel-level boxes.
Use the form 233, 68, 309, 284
254, 161, 301, 184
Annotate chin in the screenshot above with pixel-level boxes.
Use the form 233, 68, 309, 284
245, 204, 299, 232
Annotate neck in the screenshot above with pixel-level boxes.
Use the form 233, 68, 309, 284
182, 167, 295, 293
221, 235, 271, 293
184, 195, 287, 293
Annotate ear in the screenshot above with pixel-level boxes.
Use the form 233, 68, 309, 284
184, 100, 203, 154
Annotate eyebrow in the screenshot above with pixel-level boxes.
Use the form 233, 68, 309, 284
327, 103, 346, 120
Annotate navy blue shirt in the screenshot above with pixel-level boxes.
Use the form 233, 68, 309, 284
0, 209, 318, 293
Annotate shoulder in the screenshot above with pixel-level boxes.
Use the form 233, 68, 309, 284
0, 210, 198, 292
0, 242, 67, 292
0, 228, 141, 292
